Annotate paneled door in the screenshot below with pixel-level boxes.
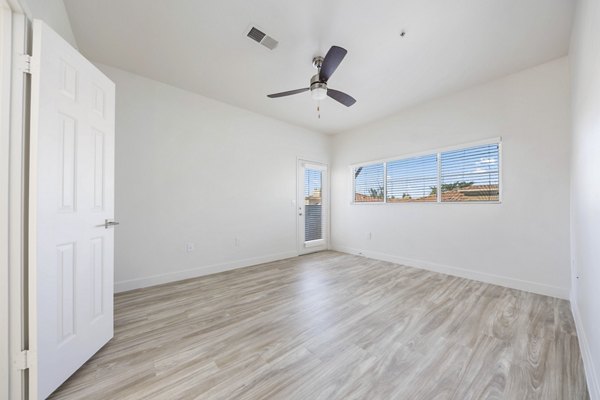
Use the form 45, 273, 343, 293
28, 20, 116, 400
298, 161, 328, 254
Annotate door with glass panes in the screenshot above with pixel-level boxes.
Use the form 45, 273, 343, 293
298, 161, 328, 254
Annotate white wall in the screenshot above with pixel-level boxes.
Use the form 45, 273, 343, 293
17, 0, 77, 47
95, 64, 330, 292
569, 0, 600, 396
331, 57, 571, 299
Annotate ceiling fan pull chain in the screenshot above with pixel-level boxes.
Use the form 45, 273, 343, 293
317, 103, 321, 119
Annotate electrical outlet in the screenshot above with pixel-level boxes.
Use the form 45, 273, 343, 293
185, 242, 194, 252
234, 237, 240, 247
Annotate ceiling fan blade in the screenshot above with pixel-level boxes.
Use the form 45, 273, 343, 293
327, 89, 356, 107
319, 46, 347, 82
267, 88, 309, 98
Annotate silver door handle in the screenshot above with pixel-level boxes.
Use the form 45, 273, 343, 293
104, 219, 120, 229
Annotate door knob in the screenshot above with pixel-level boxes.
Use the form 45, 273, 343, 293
104, 219, 120, 229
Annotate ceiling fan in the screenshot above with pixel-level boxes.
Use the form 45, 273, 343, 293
267, 46, 356, 107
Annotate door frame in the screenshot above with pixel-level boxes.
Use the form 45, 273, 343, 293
297, 159, 329, 255
1, 1, 30, 399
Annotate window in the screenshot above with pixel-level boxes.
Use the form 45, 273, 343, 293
353, 163, 384, 203
352, 140, 500, 204
387, 154, 438, 202
440, 144, 500, 202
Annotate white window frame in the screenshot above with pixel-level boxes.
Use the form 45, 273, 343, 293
350, 137, 502, 205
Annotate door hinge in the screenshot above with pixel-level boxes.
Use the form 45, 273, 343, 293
14, 350, 29, 370
17, 54, 32, 74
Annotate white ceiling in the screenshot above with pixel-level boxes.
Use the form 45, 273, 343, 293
63, 0, 575, 134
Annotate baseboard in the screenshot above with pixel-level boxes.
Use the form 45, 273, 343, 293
114, 251, 298, 293
331, 244, 569, 299
571, 294, 600, 400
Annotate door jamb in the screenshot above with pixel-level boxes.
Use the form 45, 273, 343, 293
1, 1, 30, 399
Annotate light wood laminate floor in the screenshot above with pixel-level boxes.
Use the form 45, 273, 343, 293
50, 251, 589, 399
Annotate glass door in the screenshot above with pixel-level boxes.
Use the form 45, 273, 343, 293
298, 161, 328, 254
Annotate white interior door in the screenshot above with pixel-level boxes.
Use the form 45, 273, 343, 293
28, 20, 116, 400
298, 161, 328, 254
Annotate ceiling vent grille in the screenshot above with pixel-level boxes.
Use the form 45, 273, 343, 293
247, 27, 266, 43
246, 26, 278, 50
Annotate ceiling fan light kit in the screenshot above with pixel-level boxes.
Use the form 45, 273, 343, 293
311, 85, 328, 101
267, 45, 357, 110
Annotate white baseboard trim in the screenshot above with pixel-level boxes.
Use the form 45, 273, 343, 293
571, 294, 600, 400
331, 244, 569, 299
114, 251, 298, 293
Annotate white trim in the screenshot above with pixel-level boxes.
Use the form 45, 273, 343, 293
571, 294, 600, 400
6, 0, 23, 14
497, 140, 504, 202
2, 2, 28, 399
350, 164, 355, 204
331, 244, 569, 299
0, 4, 13, 397
352, 200, 502, 206
114, 251, 298, 293
436, 152, 442, 202
300, 161, 327, 171
349, 136, 502, 168
304, 238, 325, 248
326, 163, 332, 250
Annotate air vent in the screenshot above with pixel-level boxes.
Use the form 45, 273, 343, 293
247, 27, 266, 43
246, 25, 279, 50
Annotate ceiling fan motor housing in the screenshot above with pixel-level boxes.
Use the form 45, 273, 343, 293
310, 74, 327, 88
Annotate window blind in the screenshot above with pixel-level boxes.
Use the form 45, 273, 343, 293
354, 163, 384, 203
440, 143, 500, 202
352, 140, 501, 204
304, 169, 322, 241
386, 154, 438, 202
